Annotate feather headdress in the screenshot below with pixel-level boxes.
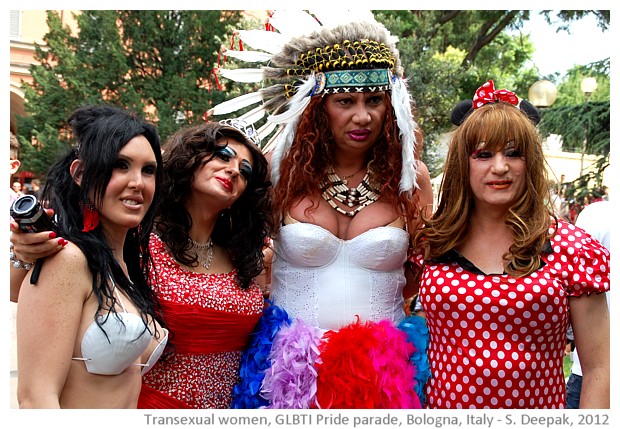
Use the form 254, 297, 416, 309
210, 10, 420, 194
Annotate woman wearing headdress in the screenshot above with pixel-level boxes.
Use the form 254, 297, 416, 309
213, 11, 433, 409
411, 80, 610, 408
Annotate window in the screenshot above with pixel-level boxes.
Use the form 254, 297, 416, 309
10, 10, 21, 40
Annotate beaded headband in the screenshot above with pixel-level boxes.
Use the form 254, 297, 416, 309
209, 11, 420, 195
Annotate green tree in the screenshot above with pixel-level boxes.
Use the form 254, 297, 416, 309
537, 60, 610, 202
17, 10, 246, 178
17, 10, 610, 183
374, 10, 609, 177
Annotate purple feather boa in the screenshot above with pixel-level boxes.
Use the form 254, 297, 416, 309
262, 319, 324, 408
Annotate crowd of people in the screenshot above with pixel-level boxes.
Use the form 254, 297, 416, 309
9, 11, 609, 410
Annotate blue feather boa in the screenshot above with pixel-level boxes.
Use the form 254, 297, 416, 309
231, 302, 291, 408
398, 315, 431, 406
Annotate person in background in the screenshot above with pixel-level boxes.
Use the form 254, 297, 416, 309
14, 104, 168, 408
9, 133, 22, 209
138, 120, 273, 409
12, 181, 24, 198
213, 11, 433, 409
412, 80, 610, 409
566, 199, 611, 409
30, 178, 43, 200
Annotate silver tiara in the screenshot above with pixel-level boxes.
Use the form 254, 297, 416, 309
219, 118, 260, 146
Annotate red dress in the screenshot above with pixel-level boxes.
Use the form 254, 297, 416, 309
138, 234, 264, 409
416, 220, 609, 408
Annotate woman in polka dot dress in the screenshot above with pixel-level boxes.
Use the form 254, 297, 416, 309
411, 80, 610, 409
138, 122, 273, 408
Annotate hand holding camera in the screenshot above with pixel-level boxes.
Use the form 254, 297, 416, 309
10, 194, 57, 284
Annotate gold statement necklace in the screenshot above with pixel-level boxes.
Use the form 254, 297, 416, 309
319, 167, 381, 217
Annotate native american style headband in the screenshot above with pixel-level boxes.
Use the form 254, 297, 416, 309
451, 80, 541, 126
209, 10, 420, 196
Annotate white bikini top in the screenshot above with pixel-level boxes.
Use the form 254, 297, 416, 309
72, 283, 168, 376
270, 219, 409, 331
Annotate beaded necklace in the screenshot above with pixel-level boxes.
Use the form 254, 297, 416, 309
189, 238, 214, 269
319, 167, 381, 217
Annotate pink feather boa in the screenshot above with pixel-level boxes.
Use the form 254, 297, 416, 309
315, 318, 420, 409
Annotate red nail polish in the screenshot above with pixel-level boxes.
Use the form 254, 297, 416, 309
60, 239, 68, 246
49, 232, 57, 239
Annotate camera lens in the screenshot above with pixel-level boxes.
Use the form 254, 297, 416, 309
11, 194, 37, 215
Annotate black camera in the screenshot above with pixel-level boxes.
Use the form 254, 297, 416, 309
10, 194, 56, 233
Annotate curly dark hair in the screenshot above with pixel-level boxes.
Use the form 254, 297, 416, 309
155, 122, 273, 289
271, 94, 425, 234
41, 104, 165, 337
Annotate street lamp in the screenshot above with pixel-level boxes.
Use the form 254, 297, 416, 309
579, 77, 598, 175
580, 77, 598, 100
528, 79, 558, 108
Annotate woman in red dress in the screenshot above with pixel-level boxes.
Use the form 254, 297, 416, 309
138, 121, 273, 408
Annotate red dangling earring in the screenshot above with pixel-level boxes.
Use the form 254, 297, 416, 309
81, 200, 100, 232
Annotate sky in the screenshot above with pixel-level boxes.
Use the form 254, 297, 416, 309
518, 11, 611, 77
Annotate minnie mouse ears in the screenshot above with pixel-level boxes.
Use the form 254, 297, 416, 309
450, 80, 541, 126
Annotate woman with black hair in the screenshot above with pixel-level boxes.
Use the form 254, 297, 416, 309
138, 121, 273, 408
10, 119, 273, 409
14, 104, 168, 408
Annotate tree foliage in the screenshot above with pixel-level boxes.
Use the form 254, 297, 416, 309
17, 9, 610, 188
17, 10, 246, 177
536, 59, 610, 201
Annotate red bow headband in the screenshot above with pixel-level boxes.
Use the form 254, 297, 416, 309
450, 80, 540, 126
473, 80, 518, 109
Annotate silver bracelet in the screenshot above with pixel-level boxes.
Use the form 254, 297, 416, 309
9, 242, 33, 270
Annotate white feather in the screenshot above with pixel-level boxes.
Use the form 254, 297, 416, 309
223, 49, 272, 63
257, 121, 278, 142
267, 76, 316, 124
219, 68, 264, 83
268, 10, 322, 40
239, 105, 266, 125
261, 124, 284, 154
310, 10, 376, 29
268, 97, 311, 125
209, 91, 263, 116
269, 118, 300, 185
391, 77, 419, 194
237, 29, 286, 54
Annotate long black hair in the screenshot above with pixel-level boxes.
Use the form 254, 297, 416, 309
41, 104, 165, 333
155, 122, 273, 289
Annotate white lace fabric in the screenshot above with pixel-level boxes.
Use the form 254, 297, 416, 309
270, 222, 408, 331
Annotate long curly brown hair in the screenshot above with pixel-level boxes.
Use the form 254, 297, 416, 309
271, 93, 425, 234
155, 122, 273, 289
414, 102, 556, 277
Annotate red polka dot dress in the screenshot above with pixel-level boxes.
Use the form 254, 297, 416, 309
139, 234, 264, 409
417, 220, 610, 409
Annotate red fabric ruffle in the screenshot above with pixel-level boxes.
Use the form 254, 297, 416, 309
138, 383, 193, 409
158, 299, 261, 354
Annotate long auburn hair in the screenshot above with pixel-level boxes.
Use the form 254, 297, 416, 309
271, 93, 425, 233
414, 102, 555, 277
155, 122, 273, 289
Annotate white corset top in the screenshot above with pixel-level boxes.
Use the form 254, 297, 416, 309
270, 222, 408, 331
